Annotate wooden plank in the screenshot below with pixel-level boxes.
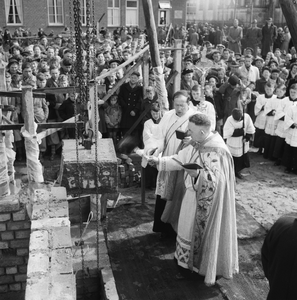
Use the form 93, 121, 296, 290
101, 59, 143, 102
36, 86, 79, 95
173, 39, 182, 94
0, 91, 46, 98
142, 51, 150, 97
0, 121, 83, 131
166, 70, 178, 88
95, 45, 149, 82
22, 86, 35, 135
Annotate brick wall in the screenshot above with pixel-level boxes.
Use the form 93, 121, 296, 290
0, 199, 31, 294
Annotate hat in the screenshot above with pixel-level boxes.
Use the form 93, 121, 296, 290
228, 74, 240, 86
252, 19, 258, 24
232, 108, 243, 121
55, 34, 62, 39
230, 60, 240, 68
216, 44, 225, 49
192, 49, 199, 55
131, 71, 140, 77
245, 47, 254, 54
266, 17, 273, 22
182, 69, 194, 75
262, 66, 271, 73
7, 59, 19, 68
254, 56, 264, 63
271, 68, 280, 73
21, 50, 32, 57
32, 57, 41, 62
268, 59, 279, 66
235, 53, 241, 57
207, 74, 219, 82
109, 59, 121, 66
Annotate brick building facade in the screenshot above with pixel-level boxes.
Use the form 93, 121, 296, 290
0, 0, 286, 37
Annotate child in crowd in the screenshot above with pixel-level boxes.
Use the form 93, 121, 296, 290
190, 85, 216, 131
104, 94, 122, 145
273, 85, 290, 165
254, 81, 276, 154
223, 108, 255, 179
263, 84, 284, 160
142, 86, 159, 124
282, 83, 297, 174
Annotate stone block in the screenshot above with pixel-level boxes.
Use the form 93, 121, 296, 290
15, 229, 31, 239
31, 217, 70, 231
31, 203, 49, 220
10, 239, 30, 249
9, 283, 21, 291
48, 201, 68, 219
51, 248, 73, 275
52, 227, 72, 249
14, 274, 27, 282
49, 274, 75, 300
0, 241, 8, 250
50, 187, 67, 200
29, 230, 49, 252
61, 139, 118, 195
0, 195, 20, 212
25, 276, 50, 300
0, 275, 14, 284
6, 266, 17, 274
0, 213, 11, 222
16, 248, 29, 256
0, 284, 8, 293
0, 223, 6, 231
33, 189, 50, 204
7, 221, 31, 231
27, 252, 49, 277
0, 268, 4, 275
12, 208, 28, 221
1, 231, 14, 240
0, 255, 24, 267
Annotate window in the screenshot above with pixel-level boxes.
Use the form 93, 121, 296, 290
108, 0, 120, 26
5, 0, 23, 25
48, 0, 64, 25
186, 1, 197, 21
81, 0, 87, 26
126, 0, 138, 26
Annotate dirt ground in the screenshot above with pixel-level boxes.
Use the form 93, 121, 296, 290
105, 150, 297, 300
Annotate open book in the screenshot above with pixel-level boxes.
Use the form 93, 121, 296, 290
172, 158, 203, 170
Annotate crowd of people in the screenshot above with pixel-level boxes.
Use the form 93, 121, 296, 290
1, 17, 297, 298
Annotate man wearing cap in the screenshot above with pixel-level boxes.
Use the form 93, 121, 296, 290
245, 20, 262, 57
261, 18, 277, 59
227, 19, 243, 54
239, 54, 260, 84
118, 71, 143, 137
254, 56, 264, 73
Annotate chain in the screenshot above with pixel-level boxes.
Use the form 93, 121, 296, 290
85, 0, 91, 109
73, 0, 86, 296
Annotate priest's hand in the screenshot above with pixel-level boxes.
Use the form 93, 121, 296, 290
148, 156, 159, 166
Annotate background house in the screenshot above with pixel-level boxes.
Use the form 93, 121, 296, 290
0, 0, 286, 37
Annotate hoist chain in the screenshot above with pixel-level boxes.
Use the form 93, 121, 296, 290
85, 0, 91, 107
73, 0, 86, 297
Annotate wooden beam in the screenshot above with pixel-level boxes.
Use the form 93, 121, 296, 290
173, 39, 182, 94
101, 59, 143, 102
35, 86, 79, 95
95, 45, 149, 82
0, 121, 83, 131
0, 91, 46, 98
166, 70, 178, 88
22, 86, 35, 135
142, 51, 150, 96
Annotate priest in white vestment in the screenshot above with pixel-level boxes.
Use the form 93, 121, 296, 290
144, 90, 195, 236
148, 114, 238, 286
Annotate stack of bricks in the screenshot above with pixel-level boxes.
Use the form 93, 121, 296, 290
0, 195, 31, 293
25, 187, 75, 300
